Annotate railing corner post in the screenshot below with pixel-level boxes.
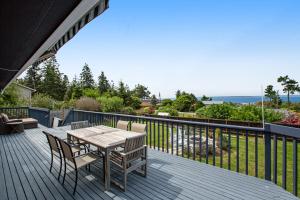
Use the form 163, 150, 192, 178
264, 131, 272, 181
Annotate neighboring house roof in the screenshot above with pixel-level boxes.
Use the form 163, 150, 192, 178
0, 0, 109, 91
14, 83, 36, 92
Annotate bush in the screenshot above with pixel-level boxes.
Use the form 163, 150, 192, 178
31, 93, 56, 110
0, 83, 22, 106
130, 96, 142, 109
97, 96, 124, 112
157, 106, 178, 116
82, 88, 100, 99
121, 106, 136, 115
230, 105, 283, 122
75, 97, 100, 111
196, 104, 235, 119
173, 94, 196, 112
161, 99, 173, 107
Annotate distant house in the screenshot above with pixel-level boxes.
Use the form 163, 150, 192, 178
14, 83, 36, 105
202, 100, 224, 105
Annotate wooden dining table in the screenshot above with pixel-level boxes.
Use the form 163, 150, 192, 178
66, 125, 146, 191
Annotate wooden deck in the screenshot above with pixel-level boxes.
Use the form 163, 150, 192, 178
0, 126, 298, 200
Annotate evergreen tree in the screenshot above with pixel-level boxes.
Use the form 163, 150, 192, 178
132, 84, 150, 99
23, 63, 42, 90
40, 56, 65, 100
80, 63, 94, 89
277, 75, 300, 105
117, 81, 131, 106
265, 85, 276, 101
98, 71, 110, 94
150, 94, 159, 107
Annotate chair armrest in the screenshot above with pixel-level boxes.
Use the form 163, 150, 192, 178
114, 145, 146, 158
7, 119, 22, 123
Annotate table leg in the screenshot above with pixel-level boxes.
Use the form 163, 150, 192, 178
105, 148, 111, 191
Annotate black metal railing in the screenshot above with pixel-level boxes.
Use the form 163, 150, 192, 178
0, 107, 51, 127
63, 109, 300, 197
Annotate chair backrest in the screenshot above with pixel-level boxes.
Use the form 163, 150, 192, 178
116, 120, 129, 130
71, 120, 89, 130
57, 138, 74, 163
124, 136, 145, 162
43, 131, 60, 154
131, 123, 147, 133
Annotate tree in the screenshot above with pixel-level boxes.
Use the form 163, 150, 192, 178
132, 84, 150, 99
265, 85, 276, 101
150, 95, 159, 107
23, 63, 42, 91
40, 57, 65, 100
176, 90, 181, 98
201, 95, 212, 101
117, 81, 131, 106
98, 71, 110, 94
80, 63, 94, 89
277, 75, 300, 105
173, 94, 195, 112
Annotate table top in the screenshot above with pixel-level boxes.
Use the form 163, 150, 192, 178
66, 125, 146, 149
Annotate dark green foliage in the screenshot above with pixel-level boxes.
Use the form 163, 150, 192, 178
98, 71, 110, 94
80, 63, 95, 89
132, 84, 150, 99
264, 85, 281, 108
150, 95, 159, 107
23, 63, 42, 91
173, 94, 196, 112
201, 95, 212, 101
39, 57, 67, 101
278, 75, 300, 105
117, 81, 132, 106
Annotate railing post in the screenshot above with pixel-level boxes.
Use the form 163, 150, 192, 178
264, 131, 272, 181
72, 108, 75, 123
48, 109, 51, 128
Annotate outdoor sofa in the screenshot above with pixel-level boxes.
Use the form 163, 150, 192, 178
0, 113, 38, 134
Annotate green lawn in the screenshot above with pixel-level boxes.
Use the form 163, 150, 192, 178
145, 121, 300, 197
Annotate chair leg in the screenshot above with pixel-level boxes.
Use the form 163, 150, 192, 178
62, 160, 67, 185
73, 169, 78, 195
58, 154, 62, 180
102, 158, 105, 182
123, 173, 127, 192
50, 153, 53, 172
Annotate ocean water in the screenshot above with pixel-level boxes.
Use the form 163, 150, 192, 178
211, 95, 300, 104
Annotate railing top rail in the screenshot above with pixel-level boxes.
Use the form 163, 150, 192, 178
29, 107, 50, 112
72, 109, 265, 132
265, 123, 300, 138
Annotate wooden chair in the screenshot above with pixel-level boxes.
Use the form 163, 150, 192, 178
110, 135, 147, 191
71, 120, 89, 130
71, 120, 90, 145
43, 131, 85, 181
58, 138, 101, 195
116, 120, 129, 130
131, 123, 147, 133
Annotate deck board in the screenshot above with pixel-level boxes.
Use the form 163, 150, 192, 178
0, 126, 298, 200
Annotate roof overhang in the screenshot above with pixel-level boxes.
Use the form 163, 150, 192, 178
0, 0, 109, 91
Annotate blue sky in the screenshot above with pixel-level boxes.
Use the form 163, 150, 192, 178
54, 0, 300, 98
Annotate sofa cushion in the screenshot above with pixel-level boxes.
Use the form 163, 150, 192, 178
1, 113, 9, 122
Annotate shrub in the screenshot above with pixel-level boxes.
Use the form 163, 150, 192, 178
230, 105, 283, 122
130, 96, 142, 109
173, 94, 196, 112
75, 97, 100, 111
121, 106, 136, 115
82, 88, 100, 99
97, 96, 124, 112
157, 106, 178, 116
196, 104, 235, 119
161, 99, 173, 107
31, 93, 56, 110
